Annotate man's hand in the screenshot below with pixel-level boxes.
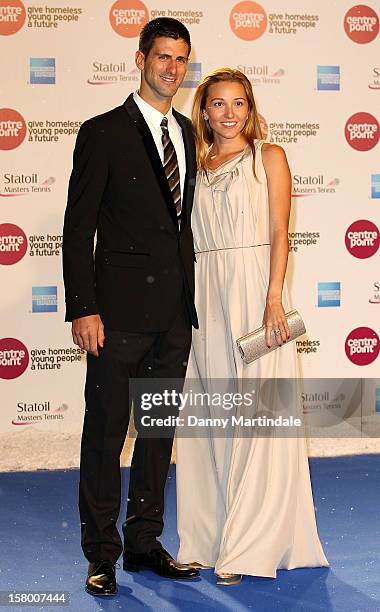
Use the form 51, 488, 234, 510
72, 314, 105, 357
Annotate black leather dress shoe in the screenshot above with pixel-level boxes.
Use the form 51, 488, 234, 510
123, 548, 200, 579
85, 561, 117, 596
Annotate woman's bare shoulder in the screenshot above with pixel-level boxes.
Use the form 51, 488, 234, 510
261, 142, 286, 159
261, 143, 288, 171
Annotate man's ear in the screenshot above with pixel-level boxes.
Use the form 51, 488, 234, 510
135, 50, 145, 72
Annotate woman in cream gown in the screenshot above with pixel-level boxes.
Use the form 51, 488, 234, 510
176, 69, 328, 584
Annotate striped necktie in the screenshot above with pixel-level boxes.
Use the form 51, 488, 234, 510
160, 117, 181, 221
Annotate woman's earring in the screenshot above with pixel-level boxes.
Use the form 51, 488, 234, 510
202, 110, 209, 121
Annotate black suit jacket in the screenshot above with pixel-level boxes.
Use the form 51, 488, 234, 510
62, 94, 198, 332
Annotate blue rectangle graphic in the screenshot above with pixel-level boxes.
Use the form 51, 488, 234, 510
376, 388, 380, 413
32, 286, 57, 313
181, 63, 202, 88
371, 174, 380, 199
318, 282, 341, 307
317, 65, 340, 91
30, 58, 56, 84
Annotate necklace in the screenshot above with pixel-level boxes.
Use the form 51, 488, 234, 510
209, 145, 247, 162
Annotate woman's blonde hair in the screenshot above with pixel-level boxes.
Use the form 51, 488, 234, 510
192, 67, 263, 175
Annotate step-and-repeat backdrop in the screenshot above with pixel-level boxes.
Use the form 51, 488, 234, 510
1, 2, 379, 453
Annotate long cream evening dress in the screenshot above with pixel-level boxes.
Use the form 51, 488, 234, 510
176, 141, 328, 578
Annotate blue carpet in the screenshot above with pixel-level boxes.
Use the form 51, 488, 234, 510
0, 456, 379, 611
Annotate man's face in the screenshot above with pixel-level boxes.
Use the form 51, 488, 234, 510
136, 36, 190, 103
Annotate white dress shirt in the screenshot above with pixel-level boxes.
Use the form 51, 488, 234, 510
133, 91, 186, 200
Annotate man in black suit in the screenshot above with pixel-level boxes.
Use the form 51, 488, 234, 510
62, 18, 199, 596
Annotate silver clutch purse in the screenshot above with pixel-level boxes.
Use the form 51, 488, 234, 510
236, 309, 306, 364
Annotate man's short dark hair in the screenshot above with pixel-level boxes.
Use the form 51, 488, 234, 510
139, 17, 191, 58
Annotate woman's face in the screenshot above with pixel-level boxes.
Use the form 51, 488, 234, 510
204, 80, 249, 142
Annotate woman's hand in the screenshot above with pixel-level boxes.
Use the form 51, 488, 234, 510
263, 298, 290, 348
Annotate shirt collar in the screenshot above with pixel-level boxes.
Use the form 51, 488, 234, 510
133, 90, 173, 129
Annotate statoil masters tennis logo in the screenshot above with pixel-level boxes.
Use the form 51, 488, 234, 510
0, 0, 26, 35
345, 327, 379, 366
0, 223, 28, 265
345, 112, 379, 151
345, 220, 380, 259
110, 0, 149, 37
11, 402, 69, 426
0, 108, 26, 150
0, 338, 29, 379
230, 1, 267, 40
344, 5, 379, 44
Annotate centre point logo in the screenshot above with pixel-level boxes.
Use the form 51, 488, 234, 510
0, 0, 26, 36
0, 108, 27, 150
0, 338, 29, 379
0, 223, 28, 265
345, 327, 379, 366
344, 5, 379, 44
345, 219, 380, 258
109, 0, 149, 37
345, 112, 379, 151
230, 1, 267, 40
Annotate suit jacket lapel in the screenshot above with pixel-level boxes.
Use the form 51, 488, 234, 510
124, 94, 179, 232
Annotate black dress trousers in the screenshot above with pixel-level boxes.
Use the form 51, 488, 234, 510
79, 298, 191, 563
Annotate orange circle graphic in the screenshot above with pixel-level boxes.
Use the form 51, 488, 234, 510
344, 4, 379, 44
0, 108, 27, 150
110, 0, 149, 38
0, 0, 26, 36
230, 1, 267, 41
